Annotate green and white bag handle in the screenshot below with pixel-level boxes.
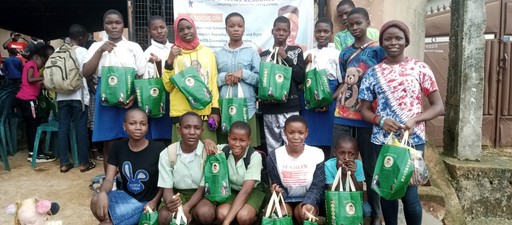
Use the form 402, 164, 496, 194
226, 83, 245, 98
266, 47, 289, 66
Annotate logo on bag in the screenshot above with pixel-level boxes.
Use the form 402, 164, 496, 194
384, 156, 394, 168
212, 162, 219, 173
185, 77, 195, 86
275, 73, 284, 83
108, 76, 118, 85
150, 87, 159, 97
306, 78, 311, 87
346, 203, 355, 215
229, 106, 237, 115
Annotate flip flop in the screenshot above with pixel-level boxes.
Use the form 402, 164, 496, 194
80, 160, 96, 173
60, 164, 73, 173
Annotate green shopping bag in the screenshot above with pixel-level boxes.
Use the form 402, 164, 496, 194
220, 84, 248, 133
100, 52, 136, 106
258, 48, 292, 103
304, 62, 333, 109
204, 153, 231, 204
326, 168, 364, 225
169, 205, 187, 225
135, 65, 166, 118
372, 132, 415, 200
138, 206, 158, 225
262, 192, 293, 225
170, 63, 212, 110
36, 90, 56, 123
303, 211, 319, 225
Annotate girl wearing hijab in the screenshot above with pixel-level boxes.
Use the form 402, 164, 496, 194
162, 15, 220, 143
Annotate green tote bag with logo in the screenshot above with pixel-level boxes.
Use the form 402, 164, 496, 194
258, 48, 292, 103
304, 62, 333, 109
204, 152, 231, 204
325, 169, 364, 225
135, 64, 166, 118
372, 132, 415, 200
220, 84, 248, 133
170, 64, 212, 110
100, 52, 136, 107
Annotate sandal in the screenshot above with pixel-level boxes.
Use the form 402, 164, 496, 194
80, 160, 96, 173
91, 149, 104, 161
60, 164, 73, 173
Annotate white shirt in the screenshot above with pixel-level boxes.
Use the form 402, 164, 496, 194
83, 38, 146, 78
56, 46, 90, 105
304, 43, 341, 81
144, 39, 172, 78
275, 144, 324, 197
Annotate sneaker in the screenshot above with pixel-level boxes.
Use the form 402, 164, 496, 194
28, 153, 56, 163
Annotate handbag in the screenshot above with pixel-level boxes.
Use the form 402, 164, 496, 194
372, 131, 415, 200
304, 56, 333, 109
220, 84, 248, 133
262, 192, 293, 225
138, 206, 158, 225
258, 48, 292, 103
100, 51, 136, 106
170, 60, 212, 110
325, 168, 364, 225
135, 64, 166, 118
169, 205, 187, 225
203, 151, 231, 204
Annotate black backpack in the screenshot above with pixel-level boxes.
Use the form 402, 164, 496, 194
222, 146, 270, 187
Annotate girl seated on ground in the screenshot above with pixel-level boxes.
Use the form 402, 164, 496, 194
266, 115, 325, 224
90, 108, 164, 225
201, 121, 266, 225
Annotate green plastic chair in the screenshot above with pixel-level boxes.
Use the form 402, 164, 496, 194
0, 93, 14, 171
31, 91, 79, 169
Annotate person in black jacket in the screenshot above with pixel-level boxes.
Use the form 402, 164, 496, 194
260, 16, 305, 153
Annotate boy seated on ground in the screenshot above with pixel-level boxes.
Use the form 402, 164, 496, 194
201, 121, 266, 225
157, 112, 207, 224
325, 135, 371, 218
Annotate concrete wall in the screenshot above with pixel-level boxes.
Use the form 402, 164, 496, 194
327, 0, 427, 60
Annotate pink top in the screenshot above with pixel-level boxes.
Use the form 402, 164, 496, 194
16, 60, 41, 100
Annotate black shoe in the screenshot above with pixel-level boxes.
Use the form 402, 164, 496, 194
28, 153, 56, 163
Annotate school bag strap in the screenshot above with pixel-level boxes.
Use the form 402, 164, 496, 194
345, 41, 377, 66
167, 142, 207, 169
221, 145, 255, 170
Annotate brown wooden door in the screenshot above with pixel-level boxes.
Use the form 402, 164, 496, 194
496, 0, 512, 146
423, 0, 512, 147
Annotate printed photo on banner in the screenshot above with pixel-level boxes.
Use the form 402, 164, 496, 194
173, 0, 314, 51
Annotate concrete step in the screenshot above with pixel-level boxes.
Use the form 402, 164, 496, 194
467, 218, 512, 225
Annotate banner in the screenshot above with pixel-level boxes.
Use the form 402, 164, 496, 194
173, 0, 314, 51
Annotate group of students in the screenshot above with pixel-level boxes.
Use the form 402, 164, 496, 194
84, 0, 444, 224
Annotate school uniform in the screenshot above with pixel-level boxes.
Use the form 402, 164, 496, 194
302, 43, 340, 147
216, 144, 266, 212
158, 141, 206, 202
144, 39, 173, 140
84, 38, 146, 142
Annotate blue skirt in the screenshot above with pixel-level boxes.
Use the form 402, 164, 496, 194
304, 79, 338, 146
147, 92, 172, 140
92, 77, 129, 142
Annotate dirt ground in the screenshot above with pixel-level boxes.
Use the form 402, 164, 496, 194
0, 148, 443, 225
0, 149, 102, 224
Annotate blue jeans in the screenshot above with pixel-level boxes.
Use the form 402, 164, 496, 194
108, 190, 147, 225
375, 144, 425, 225
57, 100, 89, 165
